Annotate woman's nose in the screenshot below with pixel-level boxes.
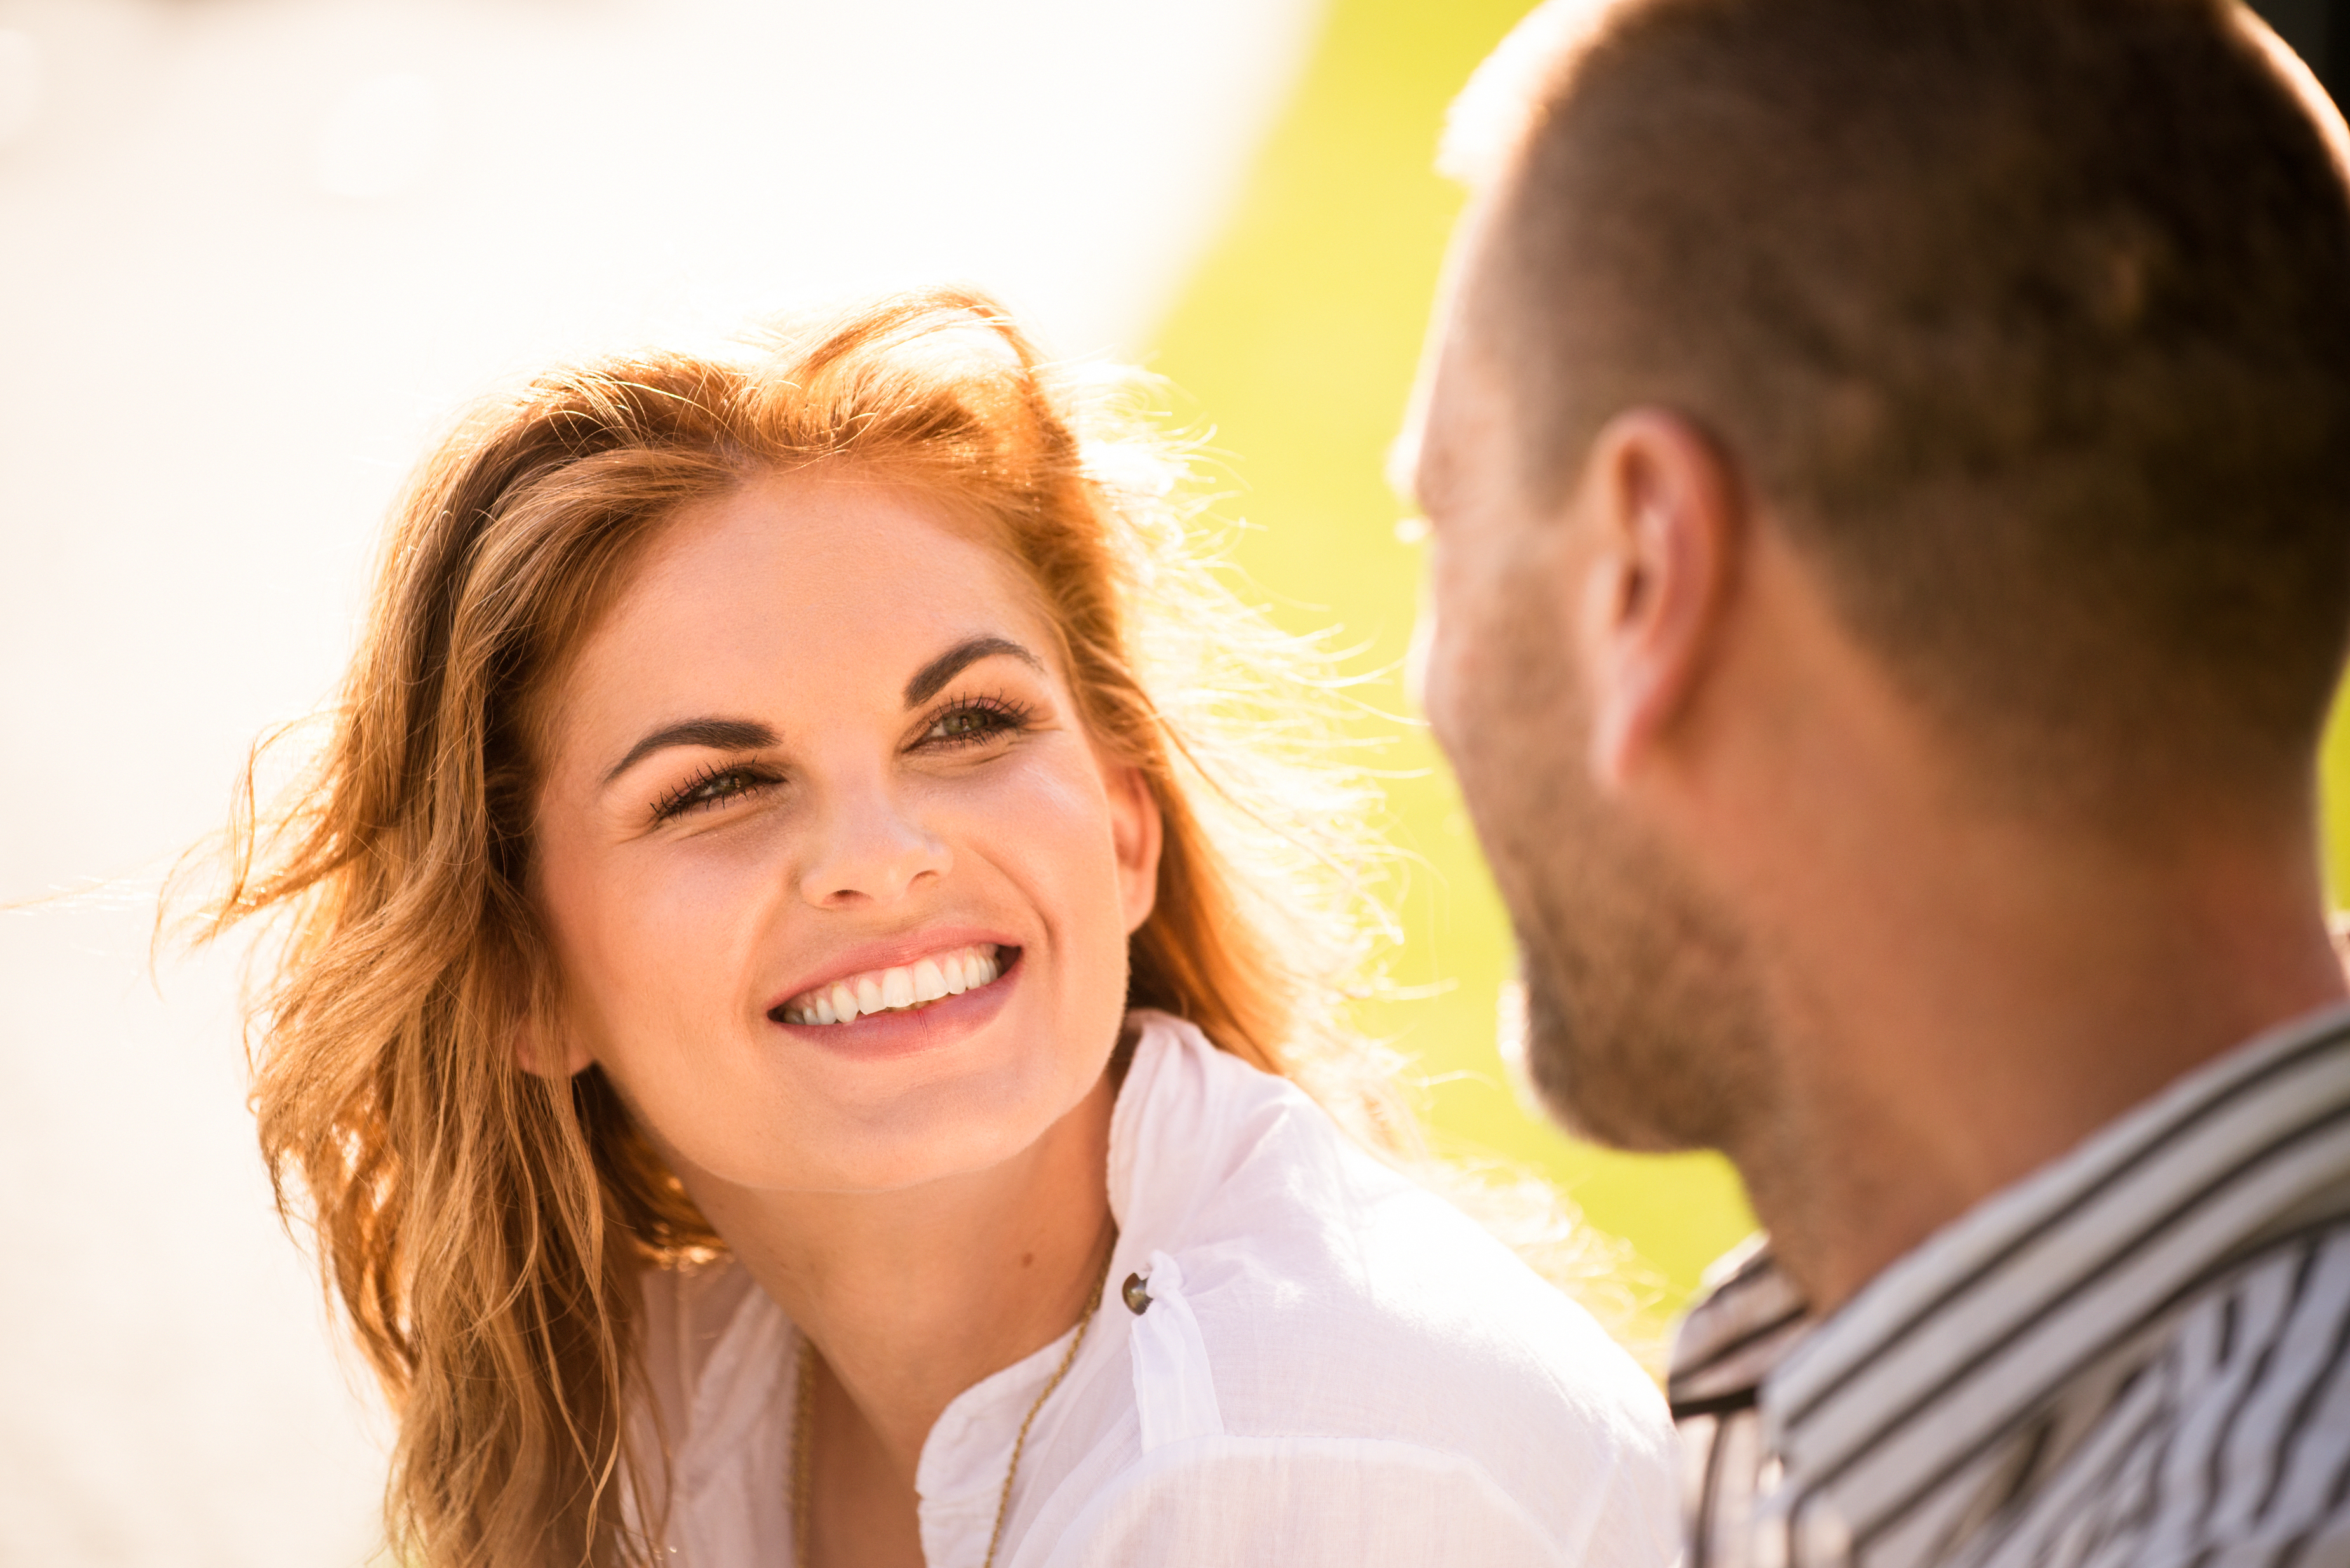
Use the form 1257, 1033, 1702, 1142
796, 783, 951, 908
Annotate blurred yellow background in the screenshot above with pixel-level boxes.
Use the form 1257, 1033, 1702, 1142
1146, 0, 1756, 1320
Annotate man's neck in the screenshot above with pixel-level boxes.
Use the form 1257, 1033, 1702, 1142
1657, 531, 2350, 1313
678, 1072, 1117, 1484
1737, 808, 2346, 1315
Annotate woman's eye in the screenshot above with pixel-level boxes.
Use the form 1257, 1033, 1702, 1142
923, 700, 1024, 747
655, 765, 772, 821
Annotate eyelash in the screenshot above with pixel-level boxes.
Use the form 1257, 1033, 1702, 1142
646, 696, 1033, 823
652, 760, 778, 822
920, 693, 1033, 749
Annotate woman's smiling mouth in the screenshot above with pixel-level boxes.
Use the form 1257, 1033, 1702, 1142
772, 943, 1012, 1026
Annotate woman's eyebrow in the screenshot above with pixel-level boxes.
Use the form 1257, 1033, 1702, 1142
903, 635, 1042, 707
601, 717, 776, 788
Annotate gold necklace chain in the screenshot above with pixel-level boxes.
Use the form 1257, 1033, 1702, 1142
791, 1240, 1115, 1568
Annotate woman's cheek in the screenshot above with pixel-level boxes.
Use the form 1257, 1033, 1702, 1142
596, 832, 785, 1042
1002, 765, 1134, 977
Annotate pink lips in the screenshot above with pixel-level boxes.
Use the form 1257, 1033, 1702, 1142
775, 943, 1005, 1025
767, 929, 1017, 1013
767, 945, 1023, 1058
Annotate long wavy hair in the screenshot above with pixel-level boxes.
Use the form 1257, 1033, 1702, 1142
182, 290, 1407, 1567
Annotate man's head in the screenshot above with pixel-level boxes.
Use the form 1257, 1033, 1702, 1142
1408, 0, 2350, 1159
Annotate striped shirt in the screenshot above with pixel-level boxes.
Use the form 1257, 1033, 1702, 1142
1670, 1002, 2350, 1568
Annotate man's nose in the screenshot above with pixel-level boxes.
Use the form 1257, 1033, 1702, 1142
796, 780, 951, 909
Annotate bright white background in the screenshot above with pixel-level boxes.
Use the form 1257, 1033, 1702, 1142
0, 1, 1318, 1560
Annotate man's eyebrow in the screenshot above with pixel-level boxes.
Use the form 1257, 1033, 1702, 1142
601, 717, 777, 788
903, 635, 1043, 708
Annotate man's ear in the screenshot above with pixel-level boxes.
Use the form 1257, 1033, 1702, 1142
1573, 408, 1745, 788
1105, 760, 1164, 935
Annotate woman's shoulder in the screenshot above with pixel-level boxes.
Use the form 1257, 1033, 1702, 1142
1172, 1113, 1667, 1455
628, 1255, 801, 1560
634, 1254, 795, 1459
1107, 1014, 1674, 1536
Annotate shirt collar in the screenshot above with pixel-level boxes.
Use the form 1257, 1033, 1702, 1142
1713, 1000, 2350, 1559
915, 1010, 1228, 1508
1668, 1236, 1810, 1417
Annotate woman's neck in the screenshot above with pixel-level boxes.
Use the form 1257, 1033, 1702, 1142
685, 1071, 1118, 1485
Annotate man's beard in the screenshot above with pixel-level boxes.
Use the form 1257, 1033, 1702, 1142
1503, 800, 1773, 1153
1447, 585, 1778, 1155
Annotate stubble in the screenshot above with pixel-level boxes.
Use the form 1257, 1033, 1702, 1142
1446, 554, 1780, 1156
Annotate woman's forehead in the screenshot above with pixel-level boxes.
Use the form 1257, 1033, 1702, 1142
547, 472, 1061, 746
647, 471, 1038, 630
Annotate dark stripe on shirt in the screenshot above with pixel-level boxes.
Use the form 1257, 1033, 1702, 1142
1674, 1388, 1764, 1423
1807, 1096, 2350, 1516
2251, 1243, 2350, 1527
1836, 1143, 2350, 1552
1779, 1020, 2350, 1432
2184, 1238, 2328, 1566
1670, 1306, 1810, 1392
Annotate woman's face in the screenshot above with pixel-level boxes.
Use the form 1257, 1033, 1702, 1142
530, 469, 1160, 1195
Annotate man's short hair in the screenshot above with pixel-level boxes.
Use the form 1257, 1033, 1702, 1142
1456, 0, 2350, 802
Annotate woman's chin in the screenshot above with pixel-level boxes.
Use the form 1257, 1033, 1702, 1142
750, 1073, 1086, 1195
672, 949, 1120, 1194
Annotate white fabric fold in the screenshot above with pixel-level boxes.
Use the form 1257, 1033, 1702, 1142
1127, 1248, 1225, 1451
634, 1012, 1677, 1567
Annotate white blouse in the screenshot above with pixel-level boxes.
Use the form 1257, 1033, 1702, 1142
634, 1010, 1678, 1567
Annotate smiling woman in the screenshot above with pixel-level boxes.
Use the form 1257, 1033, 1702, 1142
185, 290, 1675, 1568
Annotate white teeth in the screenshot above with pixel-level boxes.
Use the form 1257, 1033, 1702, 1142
781, 944, 1007, 1026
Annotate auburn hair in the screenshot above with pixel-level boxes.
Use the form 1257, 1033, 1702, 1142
186, 290, 1399, 1567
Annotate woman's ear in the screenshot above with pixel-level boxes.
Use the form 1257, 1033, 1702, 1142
1105, 761, 1164, 935
513, 1015, 591, 1079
